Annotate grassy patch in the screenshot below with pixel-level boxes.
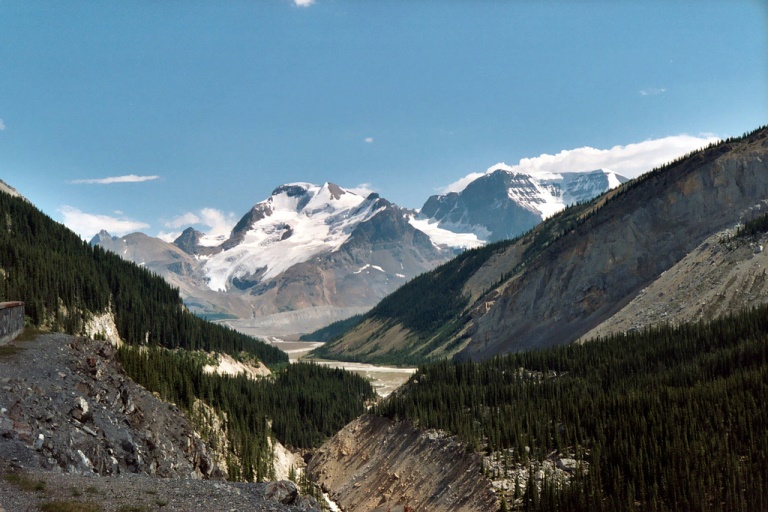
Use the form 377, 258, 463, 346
3, 471, 46, 491
117, 506, 151, 512
0, 345, 21, 358
40, 501, 102, 512
16, 327, 43, 342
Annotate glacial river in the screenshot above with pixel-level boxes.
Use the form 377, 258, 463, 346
264, 338, 416, 397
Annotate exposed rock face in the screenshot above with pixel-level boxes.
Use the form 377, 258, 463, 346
202, 351, 271, 379
0, 179, 24, 200
581, 222, 768, 340
83, 309, 122, 347
463, 131, 768, 358
173, 226, 219, 256
308, 415, 497, 512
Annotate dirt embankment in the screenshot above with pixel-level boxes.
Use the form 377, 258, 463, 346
308, 414, 497, 512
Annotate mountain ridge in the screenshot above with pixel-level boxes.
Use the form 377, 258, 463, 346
315, 126, 768, 364
91, 168, 622, 336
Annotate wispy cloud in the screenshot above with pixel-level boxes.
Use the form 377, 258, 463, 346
0, 118, 5, 131
71, 174, 160, 185
293, 0, 315, 7
165, 212, 202, 229
162, 208, 237, 241
364, 137, 374, 143
640, 87, 667, 96
348, 183, 376, 197
59, 206, 150, 240
441, 134, 719, 193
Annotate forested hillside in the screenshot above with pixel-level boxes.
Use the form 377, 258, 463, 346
0, 189, 286, 365
119, 346, 376, 482
376, 305, 768, 511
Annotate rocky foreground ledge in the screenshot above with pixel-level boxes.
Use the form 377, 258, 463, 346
0, 332, 319, 511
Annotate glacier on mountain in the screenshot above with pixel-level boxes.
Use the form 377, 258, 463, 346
204, 182, 386, 292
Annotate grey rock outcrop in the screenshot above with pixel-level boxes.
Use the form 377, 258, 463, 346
308, 415, 497, 512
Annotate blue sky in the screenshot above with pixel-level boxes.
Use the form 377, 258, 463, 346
1, 1, 765, 240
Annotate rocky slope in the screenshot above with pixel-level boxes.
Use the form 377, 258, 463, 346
464, 128, 768, 359
321, 127, 768, 363
308, 415, 497, 512
581, 223, 768, 340
0, 331, 318, 511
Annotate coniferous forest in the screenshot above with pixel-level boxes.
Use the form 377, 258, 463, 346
118, 346, 375, 481
376, 304, 768, 511
0, 190, 286, 366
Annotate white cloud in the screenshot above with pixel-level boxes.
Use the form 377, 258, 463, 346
165, 212, 202, 229
441, 134, 719, 194
293, 0, 315, 6
640, 87, 667, 96
71, 174, 160, 185
347, 183, 377, 197
59, 206, 150, 240
0, 118, 5, 131
364, 137, 374, 143
156, 231, 181, 243
164, 208, 237, 239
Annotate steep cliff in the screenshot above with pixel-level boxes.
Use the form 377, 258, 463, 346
308, 415, 497, 512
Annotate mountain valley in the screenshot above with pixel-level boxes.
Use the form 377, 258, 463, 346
92, 170, 624, 337
2, 126, 768, 512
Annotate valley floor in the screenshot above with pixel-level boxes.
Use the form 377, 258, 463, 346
267, 338, 416, 397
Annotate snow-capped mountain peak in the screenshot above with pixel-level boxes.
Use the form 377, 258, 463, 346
203, 182, 386, 292
417, 167, 627, 244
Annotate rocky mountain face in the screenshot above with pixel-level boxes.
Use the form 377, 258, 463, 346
322, 127, 768, 363
92, 182, 452, 336
580, 216, 768, 341
0, 333, 222, 479
308, 415, 497, 512
0, 179, 24, 200
417, 167, 626, 243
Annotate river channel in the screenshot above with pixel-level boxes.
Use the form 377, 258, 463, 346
264, 337, 416, 397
